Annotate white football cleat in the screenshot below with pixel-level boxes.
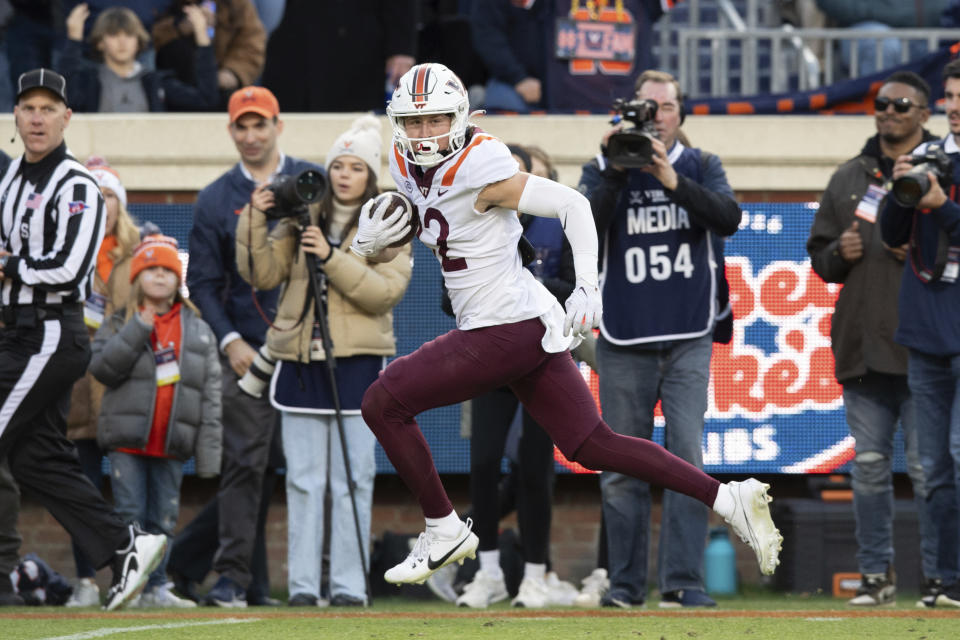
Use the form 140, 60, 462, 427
456, 569, 508, 608
723, 479, 783, 576
512, 575, 550, 608
384, 518, 478, 585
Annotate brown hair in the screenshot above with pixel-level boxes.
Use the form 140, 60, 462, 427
316, 170, 380, 236
89, 8, 150, 60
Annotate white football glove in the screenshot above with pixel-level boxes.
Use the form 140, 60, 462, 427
350, 197, 411, 257
564, 279, 602, 338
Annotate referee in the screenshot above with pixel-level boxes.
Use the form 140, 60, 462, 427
0, 69, 166, 610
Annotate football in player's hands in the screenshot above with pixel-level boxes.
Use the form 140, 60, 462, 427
369, 192, 419, 247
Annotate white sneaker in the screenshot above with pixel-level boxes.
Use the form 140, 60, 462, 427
722, 479, 783, 576
456, 569, 508, 608
103, 527, 168, 611
512, 575, 550, 608
573, 568, 609, 607
545, 572, 578, 606
426, 562, 459, 603
384, 518, 478, 585
137, 584, 198, 608
66, 577, 100, 607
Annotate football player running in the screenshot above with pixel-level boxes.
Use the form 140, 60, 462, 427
352, 63, 782, 588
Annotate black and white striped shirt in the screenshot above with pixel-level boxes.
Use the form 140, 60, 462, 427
0, 142, 104, 306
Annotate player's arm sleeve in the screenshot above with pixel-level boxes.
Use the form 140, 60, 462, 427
518, 174, 599, 287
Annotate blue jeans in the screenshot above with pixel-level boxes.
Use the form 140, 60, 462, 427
483, 79, 534, 113
908, 349, 960, 585
250, 0, 287, 36
107, 451, 184, 590
843, 374, 937, 578
598, 333, 713, 601
281, 410, 375, 601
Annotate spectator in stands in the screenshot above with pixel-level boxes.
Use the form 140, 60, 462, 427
64, 161, 141, 608
470, 0, 673, 113
61, 4, 218, 112
261, 0, 416, 112
152, 0, 266, 109
880, 58, 960, 609
816, 0, 949, 77
6, 2, 68, 97
236, 116, 411, 608
578, 70, 741, 608
90, 234, 221, 609
808, 71, 940, 607
172, 86, 318, 608
453, 144, 574, 610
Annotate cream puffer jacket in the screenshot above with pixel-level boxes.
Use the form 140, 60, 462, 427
235, 202, 412, 362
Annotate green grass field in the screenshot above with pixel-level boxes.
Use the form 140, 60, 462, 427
2, 591, 958, 640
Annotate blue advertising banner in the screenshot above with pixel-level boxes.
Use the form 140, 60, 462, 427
133, 202, 899, 475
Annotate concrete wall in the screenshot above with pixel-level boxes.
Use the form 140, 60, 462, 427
0, 112, 898, 193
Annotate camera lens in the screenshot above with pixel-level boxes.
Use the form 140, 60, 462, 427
295, 170, 325, 204
891, 172, 929, 208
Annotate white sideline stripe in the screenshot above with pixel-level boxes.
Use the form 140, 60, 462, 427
41, 617, 259, 639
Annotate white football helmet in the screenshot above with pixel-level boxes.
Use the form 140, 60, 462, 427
387, 63, 470, 167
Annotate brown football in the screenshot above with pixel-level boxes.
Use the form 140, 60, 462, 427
369, 191, 419, 247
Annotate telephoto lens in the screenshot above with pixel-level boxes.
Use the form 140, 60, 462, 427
236, 344, 277, 398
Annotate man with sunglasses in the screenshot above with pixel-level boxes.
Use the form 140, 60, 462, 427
808, 70, 940, 607
880, 59, 960, 609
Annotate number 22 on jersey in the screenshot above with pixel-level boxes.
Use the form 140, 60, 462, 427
416, 205, 467, 272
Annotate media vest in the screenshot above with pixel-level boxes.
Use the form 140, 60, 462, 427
600, 143, 720, 345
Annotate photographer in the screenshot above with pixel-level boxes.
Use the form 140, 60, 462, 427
577, 70, 741, 609
807, 71, 939, 608
880, 58, 960, 609
236, 115, 412, 607
170, 86, 318, 608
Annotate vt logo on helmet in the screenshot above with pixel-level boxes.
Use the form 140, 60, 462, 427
387, 63, 470, 167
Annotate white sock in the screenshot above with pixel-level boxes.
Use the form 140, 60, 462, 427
478, 550, 503, 579
712, 483, 735, 520
425, 510, 463, 538
524, 562, 546, 582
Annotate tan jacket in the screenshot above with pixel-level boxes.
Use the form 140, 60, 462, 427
236, 203, 412, 362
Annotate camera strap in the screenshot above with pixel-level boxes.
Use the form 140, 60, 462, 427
909, 190, 953, 283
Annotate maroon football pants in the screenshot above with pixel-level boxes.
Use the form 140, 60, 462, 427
362, 318, 719, 517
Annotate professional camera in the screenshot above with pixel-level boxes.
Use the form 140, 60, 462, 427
891, 143, 954, 207
605, 98, 660, 168
236, 344, 277, 398
263, 169, 327, 219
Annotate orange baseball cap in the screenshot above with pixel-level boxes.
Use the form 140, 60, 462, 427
228, 86, 280, 123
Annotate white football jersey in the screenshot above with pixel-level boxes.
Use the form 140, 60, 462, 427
389, 131, 572, 351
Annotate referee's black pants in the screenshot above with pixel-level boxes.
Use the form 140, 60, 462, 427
0, 308, 128, 569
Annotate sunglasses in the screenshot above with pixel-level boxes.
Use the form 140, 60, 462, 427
873, 96, 927, 113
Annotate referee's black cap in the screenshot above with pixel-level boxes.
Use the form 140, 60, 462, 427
16, 68, 67, 105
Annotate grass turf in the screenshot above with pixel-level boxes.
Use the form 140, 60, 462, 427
1, 591, 958, 640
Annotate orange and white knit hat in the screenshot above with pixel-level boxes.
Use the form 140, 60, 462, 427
130, 234, 182, 283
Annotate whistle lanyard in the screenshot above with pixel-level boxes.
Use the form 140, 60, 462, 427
570, 0, 625, 19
